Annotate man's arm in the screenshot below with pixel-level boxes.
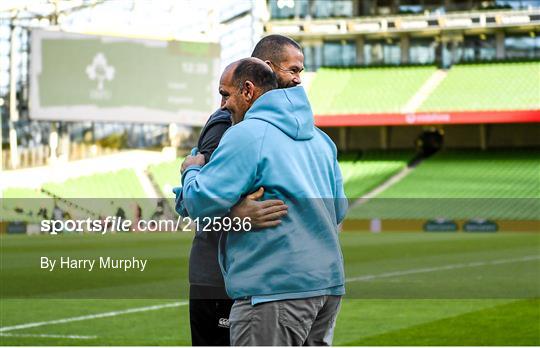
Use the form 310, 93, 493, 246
229, 187, 288, 229
174, 114, 286, 227
198, 121, 231, 164
174, 117, 229, 218
181, 126, 260, 220
334, 159, 348, 225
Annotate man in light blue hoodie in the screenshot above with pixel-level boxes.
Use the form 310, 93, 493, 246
180, 58, 348, 346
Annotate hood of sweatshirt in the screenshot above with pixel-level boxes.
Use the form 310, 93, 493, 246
244, 86, 314, 140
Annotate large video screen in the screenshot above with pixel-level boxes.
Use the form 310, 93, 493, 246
29, 29, 220, 125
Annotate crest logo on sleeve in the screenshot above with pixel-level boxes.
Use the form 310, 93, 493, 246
218, 317, 230, 328
86, 53, 115, 100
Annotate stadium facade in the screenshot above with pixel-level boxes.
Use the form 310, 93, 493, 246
1, 0, 539, 170
0, 0, 265, 170
262, 0, 540, 151
266, 0, 540, 69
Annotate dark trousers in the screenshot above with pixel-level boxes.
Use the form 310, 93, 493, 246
189, 285, 234, 346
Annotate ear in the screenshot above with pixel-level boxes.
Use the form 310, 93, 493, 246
242, 81, 255, 101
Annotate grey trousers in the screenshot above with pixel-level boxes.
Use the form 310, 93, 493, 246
229, 295, 342, 346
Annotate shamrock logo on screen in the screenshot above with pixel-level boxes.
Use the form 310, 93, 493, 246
86, 53, 115, 90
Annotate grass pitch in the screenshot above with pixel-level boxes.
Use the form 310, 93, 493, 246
1, 231, 538, 346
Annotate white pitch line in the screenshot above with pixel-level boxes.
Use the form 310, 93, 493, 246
345, 255, 540, 282
0, 301, 187, 333
2, 255, 538, 334
0, 333, 97, 340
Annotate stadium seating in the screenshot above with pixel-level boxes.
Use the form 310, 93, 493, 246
42, 169, 146, 198
2, 187, 50, 199
148, 152, 413, 200
41, 169, 151, 220
2, 161, 186, 224
340, 150, 413, 198
147, 157, 184, 198
1, 187, 97, 224
309, 66, 436, 114
348, 149, 540, 219
308, 62, 540, 115
419, 62, 540, 111
4, 149, 536, 222
379, 150, 539, 198
1, 188, 53, 223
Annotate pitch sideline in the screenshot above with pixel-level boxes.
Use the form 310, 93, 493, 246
345, 254, 540, 282
0, 301, 188, 333
0, 332, 98, 340
1, 255, 538, 334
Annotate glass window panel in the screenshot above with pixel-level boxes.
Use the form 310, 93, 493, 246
323, 41, 356, 66
312, 0, 353, 18
496, 0, 540, 9
449, 35, 497, 63
384, 42, 401, 64
269, 0, 293, 19
324, 42, 342, 66
295, 0, 309, 18
409, 38, 436, 64
365, 39, 400, 65
313, 44, 323, 70
505, 34, 540, 59
343, 42, 356, 65
303, 45, 316, 71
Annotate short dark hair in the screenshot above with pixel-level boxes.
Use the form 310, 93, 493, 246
232, 58, 278, 93
251, 34, 302, 64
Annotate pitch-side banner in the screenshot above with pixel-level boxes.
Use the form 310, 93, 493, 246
315, 110, 540, 127
29, 29, 220, 126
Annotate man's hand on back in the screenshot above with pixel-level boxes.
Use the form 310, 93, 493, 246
230, 187, 288, 229
181, 154, 206, 174
179, 152, 288, 229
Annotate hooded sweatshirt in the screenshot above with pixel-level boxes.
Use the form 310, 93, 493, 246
179, 86, 347, 300
188, 108, 232, 290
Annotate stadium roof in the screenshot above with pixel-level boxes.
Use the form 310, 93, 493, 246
0, 0, 104, 18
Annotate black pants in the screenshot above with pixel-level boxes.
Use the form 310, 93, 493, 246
189, 285, 234, 346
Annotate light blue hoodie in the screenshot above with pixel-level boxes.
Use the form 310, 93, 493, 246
178, 86, 347, 300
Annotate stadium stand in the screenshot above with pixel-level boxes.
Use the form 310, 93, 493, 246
348, 149, 540, 220
147, 157, 184, 198
41, 169, 152, 220
1, 187, 98, 224
307, 62, 540, 115
42, 169, 146, 198
419, 61, 540, 111
308, 66, 436, 114
341, 150, 414, 199
2, 187, 50, 199
147, 152, 414, 201
379, 149, 539, 198
2, 188, 53, 223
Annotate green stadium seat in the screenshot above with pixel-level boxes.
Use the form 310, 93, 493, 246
1, 188, 53, 223
41, 169, 151, 220
340, 150, 414, 199
147, 158, 184, 198
419, 62, 540, 111
309, 66, 436, 114
348, 149, 540, 219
